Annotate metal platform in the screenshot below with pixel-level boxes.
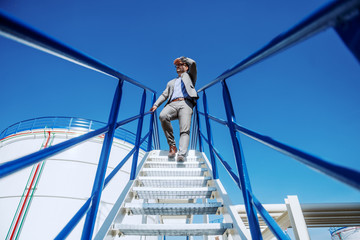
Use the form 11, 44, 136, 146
124, 202, 222, 215
138, 176, 211, 188
133, 187, 216, 199
113, 223, 233, 236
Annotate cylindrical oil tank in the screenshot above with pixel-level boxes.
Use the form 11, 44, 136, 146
0, 117, 153, 239
330, 227, 360, 240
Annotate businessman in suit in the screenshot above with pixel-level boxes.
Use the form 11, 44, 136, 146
150, 56, 198, 161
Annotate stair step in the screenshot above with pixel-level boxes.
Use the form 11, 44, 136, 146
138, 176, 211, 187
133, 187, 216, 199
141, 168, 207, 177
112, 223, 232, 236
124, 202, 222, 215
147, 156, 202, 162
144, 161, 204, 168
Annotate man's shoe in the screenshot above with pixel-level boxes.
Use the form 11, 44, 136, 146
177, 154, 185, 162
168, 145, 177, 158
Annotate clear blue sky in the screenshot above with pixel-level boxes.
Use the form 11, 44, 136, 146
1, 0, 359, 239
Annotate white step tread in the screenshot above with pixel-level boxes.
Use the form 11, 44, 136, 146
142, 168, 207, 177
124, 202, 222, 215
144, 161, 205, 168
113, 223, 232, 236
147, 156, 202, 162
138, 176, 211, 187
133, 187, 216, 199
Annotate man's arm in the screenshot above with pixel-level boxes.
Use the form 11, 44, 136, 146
180, 56, 197, 85
150, 81, 171, 112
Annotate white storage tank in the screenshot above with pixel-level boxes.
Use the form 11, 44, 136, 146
330, 227, 360, 240
0, 117, 152, 239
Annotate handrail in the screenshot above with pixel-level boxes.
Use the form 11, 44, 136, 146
0, 126, 108, 178
0, 116, 149, 150
0, 9, 159, 240
198, 0, 360, 92
196, 109, 360, 190
191, 1, 360, 239
0, 10, 156, 93
232, 122, 360, 190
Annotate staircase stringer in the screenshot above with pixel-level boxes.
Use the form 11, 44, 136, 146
94, 151, 150, 240
201, 152, 251, 240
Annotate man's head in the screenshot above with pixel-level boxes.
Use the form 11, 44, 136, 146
174, 58, 189, 76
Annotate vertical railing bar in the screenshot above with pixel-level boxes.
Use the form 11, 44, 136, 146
89, 119, 93, 132
52, 117, 56, 131
221, 79, 262, 240
130, 90, 147, 180
202, 91, 218, 179
195, 105, 203, 152
147, 93, 156, 152
190, 112, 197, 150
153, 110, 160, 150
81, 79, 124, 240
68, 118, 73, 131
15, 121, 21, 134
31, 119, 36, 132
193, 114, 199, 150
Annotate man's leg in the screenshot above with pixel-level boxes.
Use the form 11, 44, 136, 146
177, 101, 193, 157
159, 104, 178, 147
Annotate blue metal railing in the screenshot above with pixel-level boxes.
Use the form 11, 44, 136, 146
0, 10, 160, 240
1, 0, 360, 239
191, 0, 360, 239
0, 116, 152, 150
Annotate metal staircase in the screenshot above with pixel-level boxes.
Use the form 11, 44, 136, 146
1, 1, 360, 239
94, 150, 248, 239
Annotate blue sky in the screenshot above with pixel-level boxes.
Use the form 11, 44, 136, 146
1, 0, 359, 239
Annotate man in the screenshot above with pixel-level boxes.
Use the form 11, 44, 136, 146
150, 56, 198, 161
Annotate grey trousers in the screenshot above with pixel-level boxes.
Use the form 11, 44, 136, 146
159, 99, 194, 156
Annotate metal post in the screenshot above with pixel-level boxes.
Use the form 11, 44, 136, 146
153, 110, 161, 150
221, 79, 262, 240
81, 79, 124, 240
202, 91, 218, 179
147, 93, 156, 151
195, 105, 203, 152
190, 111, 197, 150
130, 90, 147, 180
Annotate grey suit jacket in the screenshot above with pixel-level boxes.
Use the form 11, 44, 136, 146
154, 57, 199, 108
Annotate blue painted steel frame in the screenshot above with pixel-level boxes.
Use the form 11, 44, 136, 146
130, 90, 147, 180
81, 79, 124, 239
2, 0, 360, 239
221, 80, 262, 240
0, 10, 160, 239
202, 91, 218, 179
147, 93, 156, 151
188, 1, 360, 238
197, 0, 360, 92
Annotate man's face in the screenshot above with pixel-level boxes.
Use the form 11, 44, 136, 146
175, 62, 189, 75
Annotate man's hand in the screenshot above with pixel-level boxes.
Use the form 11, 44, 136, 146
149, 106, 157, 113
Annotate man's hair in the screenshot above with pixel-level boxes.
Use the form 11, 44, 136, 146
173, 58, 189, 67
